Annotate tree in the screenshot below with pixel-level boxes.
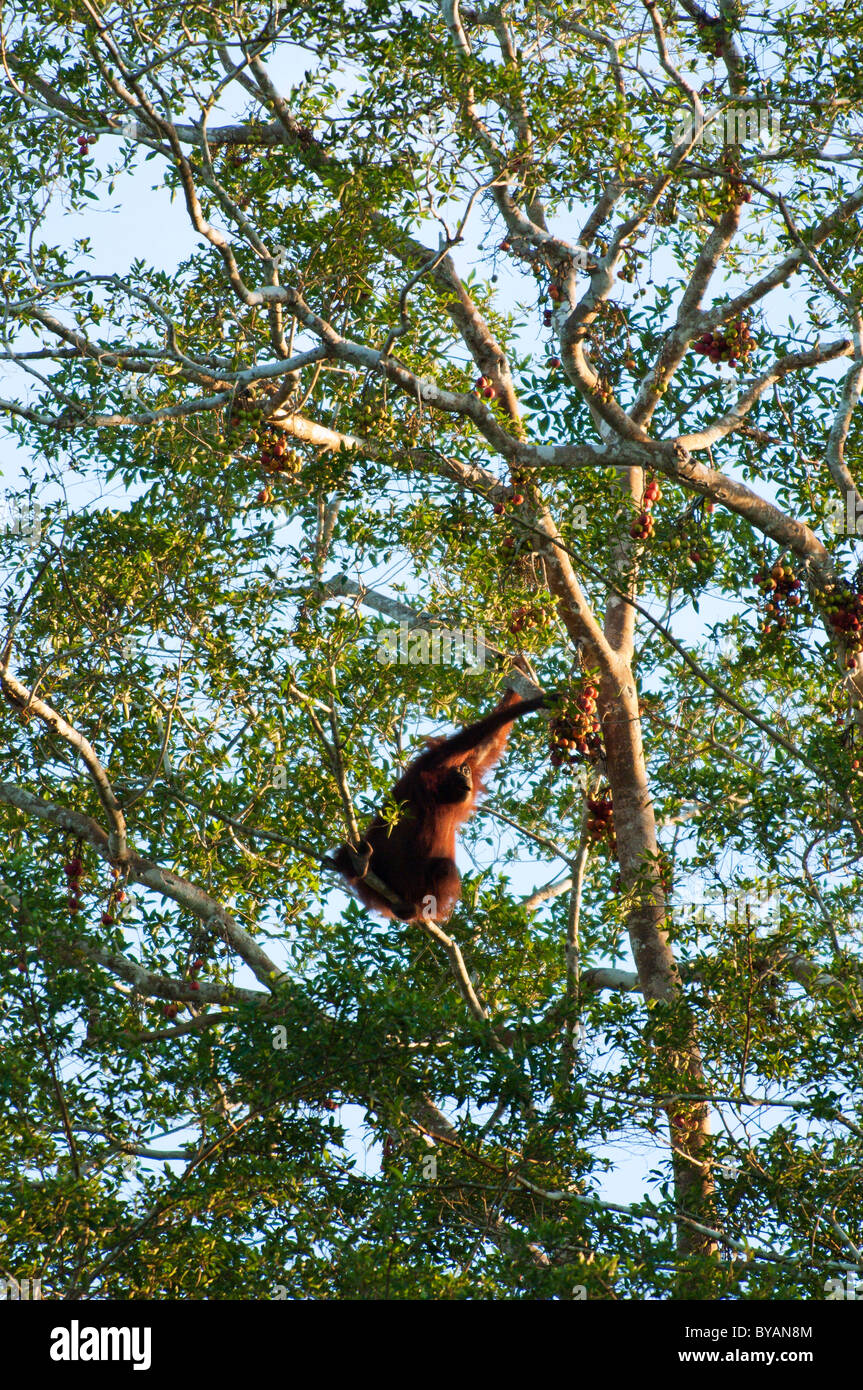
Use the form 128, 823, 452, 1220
1, 0, 862, 1301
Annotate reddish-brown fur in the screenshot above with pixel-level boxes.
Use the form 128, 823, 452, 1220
334, 689, 546, 922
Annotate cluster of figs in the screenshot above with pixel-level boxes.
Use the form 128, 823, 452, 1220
692, 318, 755, 368
549, 683, 603, 769
585, 794, 616, 852
755, 559, 802, 634
630, 474, 662, 541
62, 851, 126, 926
